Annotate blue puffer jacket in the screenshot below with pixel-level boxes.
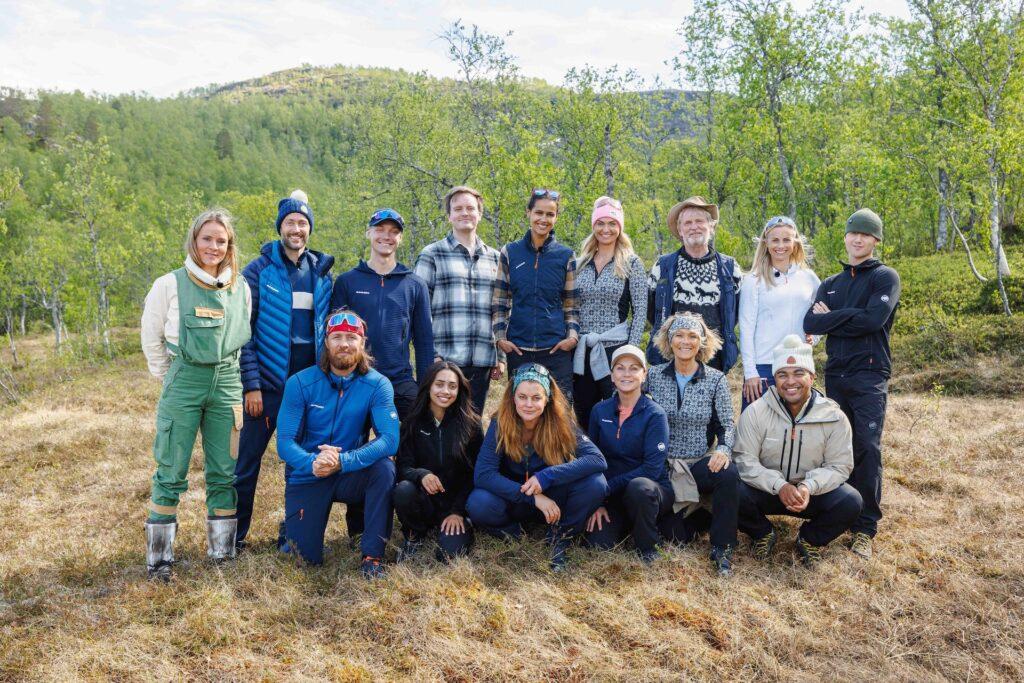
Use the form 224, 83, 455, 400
474, 421, 607, 505
240, 242, 334, 393
276, 365, 400, 485
646, 248, 739, 371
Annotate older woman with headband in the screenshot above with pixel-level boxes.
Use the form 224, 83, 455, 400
647, 312, 740, 577
466, 363, 608, 571
739, 215, 820, 410
141, 209, 252, 581
572, 196, 648, 427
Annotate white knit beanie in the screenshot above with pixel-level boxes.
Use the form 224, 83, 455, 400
772, 334, 815, 376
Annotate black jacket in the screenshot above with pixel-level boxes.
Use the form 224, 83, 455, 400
803, 259, 900, 377
396, 412, 483, 516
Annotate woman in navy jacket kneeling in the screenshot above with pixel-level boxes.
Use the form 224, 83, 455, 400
585, 345, 672, 564
466, 363, 608, 571
395, 361, 484, 563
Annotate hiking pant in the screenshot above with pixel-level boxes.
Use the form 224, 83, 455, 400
506, 348, 574, 402
826, 371, 888, 537
466, 473, 607, 539
741, 363, 776, 412
281, 457, 395, 564
658, 455, 740, 549
738, 482, 863, 547
586, 477, 674, 554
460, 365, 493, 417
234, 388, 283, 543
393, 480, 474, 558
149, 358, 243, 521
572, 344, 619, 428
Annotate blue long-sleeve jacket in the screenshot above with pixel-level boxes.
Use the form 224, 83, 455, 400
276, 365, 400, 485
473, 420, 607, 505
240, 242, 334, 393
588, 393, 672, 496
331, 261, 434, 383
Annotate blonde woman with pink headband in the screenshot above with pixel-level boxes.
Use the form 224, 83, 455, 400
572, 196, 648, 427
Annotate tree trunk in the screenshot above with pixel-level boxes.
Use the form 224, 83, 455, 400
88, 218, 112, 357
936, 167, 950, 250
4, 308, 17, 366
989, 161, 1012, 316
19, 294, 26, 335
769, 91, 797, 219
603, 123, 615, 197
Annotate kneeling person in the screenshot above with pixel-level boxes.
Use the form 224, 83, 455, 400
395, 361, 484, 563
735, 335, 862, 566
585, 345, 673, 564
276, 310, 399, 578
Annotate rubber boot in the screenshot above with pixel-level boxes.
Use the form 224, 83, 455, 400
145, 520, 177, 582
207, 517, 238, 562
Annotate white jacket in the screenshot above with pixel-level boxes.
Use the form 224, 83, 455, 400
738, 265, 820, 379
141, 258, 251, 379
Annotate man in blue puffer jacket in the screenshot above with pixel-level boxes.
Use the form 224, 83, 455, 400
234, 190, 334, 548
276, 310, 399, 579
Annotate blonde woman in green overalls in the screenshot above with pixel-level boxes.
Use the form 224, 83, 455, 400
141, 209, 252, 581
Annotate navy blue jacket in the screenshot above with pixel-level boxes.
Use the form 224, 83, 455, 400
498, 230, 579, 349
474, 420, 607, 505
588, 393, 672, 496
240, 243, 334, 393
276, 365, 400, 485
803, 258, 900, 378
646, 248, 738, 371
397, 411, 484, 517
331, 261, 435, 383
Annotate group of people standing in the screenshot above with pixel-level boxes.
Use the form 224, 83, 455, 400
140, 184, 899, 581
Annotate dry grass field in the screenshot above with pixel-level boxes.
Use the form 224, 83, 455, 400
1, 336, 1022, 681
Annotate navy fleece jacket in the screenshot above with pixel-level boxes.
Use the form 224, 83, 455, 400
473, 420, 607, 505
588, 393, 672, 496
331, 261, 435, 383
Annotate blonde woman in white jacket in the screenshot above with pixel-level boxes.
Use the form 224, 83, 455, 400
738, 215, 819, 411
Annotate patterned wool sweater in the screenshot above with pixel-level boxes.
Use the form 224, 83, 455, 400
647, 361, 735, 462
575, 253, 648, 347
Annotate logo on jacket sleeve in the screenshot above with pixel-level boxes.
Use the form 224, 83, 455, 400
389, 411, 398, 420
657, 442, 666, 452
880, 295, 890, 303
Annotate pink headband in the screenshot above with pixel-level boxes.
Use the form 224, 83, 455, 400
592, 203, 624, 229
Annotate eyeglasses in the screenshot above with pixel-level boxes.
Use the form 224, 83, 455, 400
763, 215, 797, 231
532, 188, 561, 201
327, 311, 362, 328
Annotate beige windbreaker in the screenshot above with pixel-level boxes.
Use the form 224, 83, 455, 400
733, 387, 853, 496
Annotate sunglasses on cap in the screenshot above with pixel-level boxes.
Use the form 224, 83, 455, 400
368, 208, 405, 229
763, 215, 797, 231
532, 188, 561, 201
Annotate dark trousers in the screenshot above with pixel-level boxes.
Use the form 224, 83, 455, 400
506, 348, 574, 402
466, 473, 607, 539
586, 477, 674, 553
826, 371, 888, 537
281, 458, 395, 564
572, 344, 619, 427
658, 455, 739, 549
460, 365, 494, 417
234, 389, 283, 544
741, 363, 776, 412
738, 482, 863, 547
393, 480, 474, 558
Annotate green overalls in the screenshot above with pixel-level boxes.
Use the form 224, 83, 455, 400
148, 268, 251, 522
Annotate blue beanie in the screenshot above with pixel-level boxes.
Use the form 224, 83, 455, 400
276, 189, 314, 233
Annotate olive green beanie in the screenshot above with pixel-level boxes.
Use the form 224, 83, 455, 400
845, 208, 883, 241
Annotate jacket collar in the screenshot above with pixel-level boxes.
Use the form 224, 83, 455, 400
184, 255, 233, 289
765, 386, 840, 424
840, 257, 882, 274
520, 229, 556, 253
354, 259, 412, 277
660, 361, 707, 382
612, 392, 653, 417
261, 241, 335, 276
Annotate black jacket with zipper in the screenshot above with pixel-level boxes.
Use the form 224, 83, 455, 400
803, 258, 900, 378
396, 411, 483, 516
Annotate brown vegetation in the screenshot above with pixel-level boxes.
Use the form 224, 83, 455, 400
0, 338, 1022, 681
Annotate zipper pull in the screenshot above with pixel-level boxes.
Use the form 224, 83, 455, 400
534, 253, 539, 270
790, 427, 796, 441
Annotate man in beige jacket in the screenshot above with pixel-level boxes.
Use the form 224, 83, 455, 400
735, 334, 862, 566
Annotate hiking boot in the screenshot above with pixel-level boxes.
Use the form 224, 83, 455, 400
849, 532, 873, 559
360, 556, 386, 580
206, 517, 238, 562
709, 545, 734, 577
396, 536, 424, 564
549, 531, 572, 573
638, 547, 659, 566
751, 527, 779, 561
145, 520, 176, 582
796, 536, 824, 567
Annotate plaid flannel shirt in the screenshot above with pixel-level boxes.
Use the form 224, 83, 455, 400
414, 232, 505, 368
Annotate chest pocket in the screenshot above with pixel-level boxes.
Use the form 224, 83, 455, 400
181, 308, 227, 364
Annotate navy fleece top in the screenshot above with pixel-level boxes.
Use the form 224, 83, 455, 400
588, 393, 672, 496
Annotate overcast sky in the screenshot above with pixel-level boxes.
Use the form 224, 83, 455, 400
0, 0, 911, 98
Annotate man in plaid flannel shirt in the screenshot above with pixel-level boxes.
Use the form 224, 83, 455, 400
414, 186, 506, 416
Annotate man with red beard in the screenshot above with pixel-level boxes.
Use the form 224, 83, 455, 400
275, 310, 399, 578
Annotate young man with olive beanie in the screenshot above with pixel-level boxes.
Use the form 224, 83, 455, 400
803, 208, 900, 559
235, 190, 335, 549
734, 335, 863, 567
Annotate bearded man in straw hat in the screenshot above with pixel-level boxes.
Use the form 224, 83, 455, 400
646, 197, 742, 371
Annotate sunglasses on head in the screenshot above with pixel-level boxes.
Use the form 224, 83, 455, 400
532, 188, 561, 201
327, 311, 362, 328
595, 196, 622, 210
516, 362, 551, 377
764, 215, 797, 231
